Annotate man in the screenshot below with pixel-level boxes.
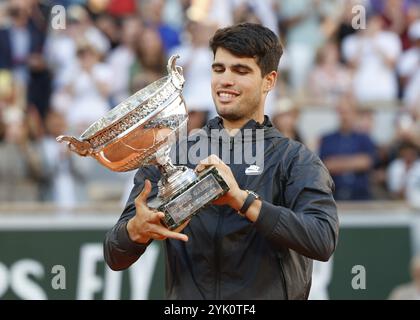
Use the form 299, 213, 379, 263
319, 98, 376, 201
389, 255, 420, 300
0, 1, 51, 119
104, 23, 339, 300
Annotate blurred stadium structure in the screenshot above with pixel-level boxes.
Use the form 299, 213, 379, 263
0, 0, 420, 299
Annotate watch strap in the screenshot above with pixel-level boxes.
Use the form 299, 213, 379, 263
239, 190, 258, 216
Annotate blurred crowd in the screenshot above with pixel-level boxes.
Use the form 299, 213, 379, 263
0, 0, 420, 207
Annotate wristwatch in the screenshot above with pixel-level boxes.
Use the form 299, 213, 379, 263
238, 190, 260, 216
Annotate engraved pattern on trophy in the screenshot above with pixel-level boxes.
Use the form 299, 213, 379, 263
86, 81, 177, 150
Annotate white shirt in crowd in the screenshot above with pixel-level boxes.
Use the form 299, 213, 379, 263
106, 45, 135, 104
343, 31, 402, 103
61, 62, 112, 132
44, 32, 77, 89
387, 159, 420, 208
406, 162, 420, 209
39, 137, 91, 208
398, 46, 420, 108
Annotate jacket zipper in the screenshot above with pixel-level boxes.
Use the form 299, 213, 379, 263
214, 136, 234, 299
278, 257, 289, 300
214, 212, 224, 299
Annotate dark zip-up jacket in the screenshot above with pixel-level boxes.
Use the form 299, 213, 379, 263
104, 116, 339, 300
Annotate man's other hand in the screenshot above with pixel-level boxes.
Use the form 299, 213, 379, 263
126, 179, 189, 244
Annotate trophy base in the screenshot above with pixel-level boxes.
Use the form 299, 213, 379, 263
148, 166, 229, 230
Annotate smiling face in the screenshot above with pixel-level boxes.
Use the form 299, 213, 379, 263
211, 48, 276, 126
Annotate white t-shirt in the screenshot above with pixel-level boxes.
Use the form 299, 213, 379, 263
106, 45, 135, 104
44, 32, 77, 89
62, 62, 112, 132
342, 31, 402, 103
387, 159, 420, 193
398, 47, 420, 108
40, 137, 77, 207
406, 161, 420, 208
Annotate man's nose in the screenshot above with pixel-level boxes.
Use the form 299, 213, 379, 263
218, 71, 235, 87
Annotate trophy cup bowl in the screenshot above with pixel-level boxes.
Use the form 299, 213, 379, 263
56, 55, 229, 229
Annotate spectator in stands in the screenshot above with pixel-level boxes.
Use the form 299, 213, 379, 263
277, 0, 327, 94
140, 0, 181, 54
272, 97, 303, 143
0, 0, 44, 84
233, 1, 262, 25
319, 98, 377, 200
65, 5, 110, 56
0, 0, 51, 119
354, 108, 375, 135
130, 27, 166, 93
307, 41, 352, 105
380, 0, 411, 49
25, 0, 52, 121
170, 19, 217, 132
38, 110, 90, 207
44, 19, 77, 91
0, 108, 42, 202
342, 14, 402, 104
398, 19, 420, 109
107, 16, 143, 104
389, 255, 420, 300
233, 0, 279, 36
0, 69, 25, 111
0, 2, 8, 27
334, 0, 359, 61
60, 40, 112, 134
95, 14, 120, 50
394, 109, 420, 150
106, 0, 137, 17
387, 141, 420, 199
46, 4, 109, 92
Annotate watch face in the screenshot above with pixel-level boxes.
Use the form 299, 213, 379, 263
249, 191, 260, 199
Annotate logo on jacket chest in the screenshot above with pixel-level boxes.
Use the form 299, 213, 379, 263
245, 164, 262, 175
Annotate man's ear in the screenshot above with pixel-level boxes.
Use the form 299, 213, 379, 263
263, 71, 277, 93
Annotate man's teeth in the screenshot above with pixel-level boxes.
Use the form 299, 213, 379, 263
219, 92, 236, 99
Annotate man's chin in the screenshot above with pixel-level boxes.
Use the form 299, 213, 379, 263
215, 106, 243, 121
216, 111, 243, 121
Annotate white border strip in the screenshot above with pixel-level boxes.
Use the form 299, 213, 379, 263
0, 215, 121, 230
0, 212, 415, 230
339, 211, 412, 227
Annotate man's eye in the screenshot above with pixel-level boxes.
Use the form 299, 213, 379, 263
237, 70, 248, 75
213, 68, 224, 73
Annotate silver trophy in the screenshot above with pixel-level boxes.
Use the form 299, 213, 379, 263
57, 55, 229, 229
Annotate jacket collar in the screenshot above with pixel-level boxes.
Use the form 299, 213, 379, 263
202, 115, 281, 143
206, 115, 273, 131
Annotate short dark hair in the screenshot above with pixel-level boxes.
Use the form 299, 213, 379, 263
209, 23, 282, 76
398, 140, 419, 154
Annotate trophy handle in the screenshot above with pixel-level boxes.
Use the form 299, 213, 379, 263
56, 135, 92, 156
167, 54, 184, 90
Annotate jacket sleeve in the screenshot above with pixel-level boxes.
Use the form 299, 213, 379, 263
103, 166, 160, 271
254, 145, 339, 262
